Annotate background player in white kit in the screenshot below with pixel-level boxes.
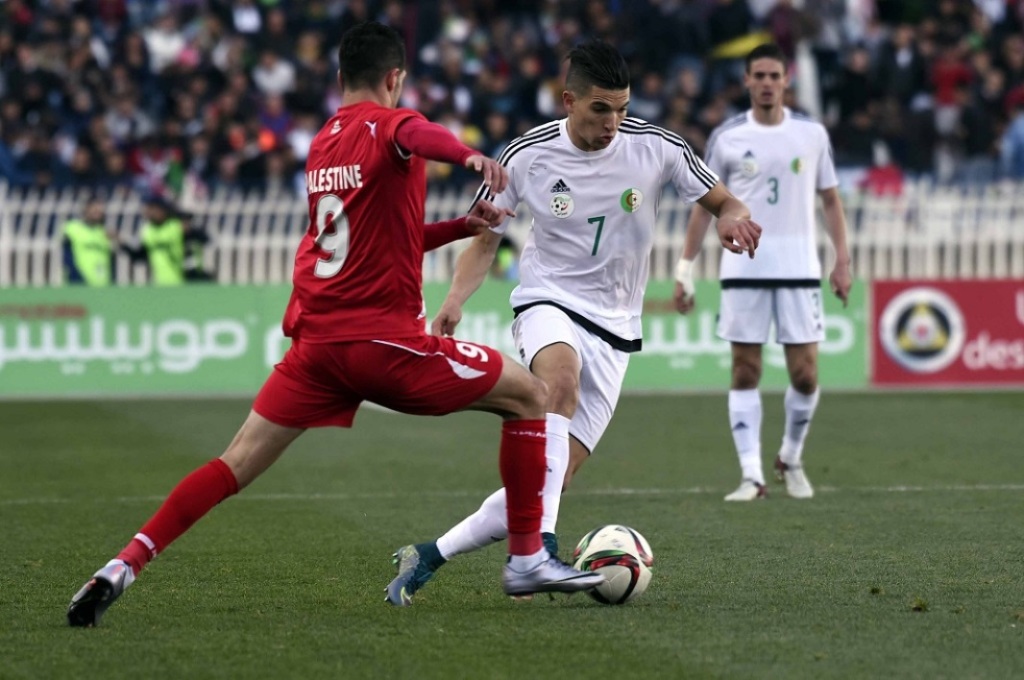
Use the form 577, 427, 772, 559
385, 40, 762, 605
675, 43, 852, 502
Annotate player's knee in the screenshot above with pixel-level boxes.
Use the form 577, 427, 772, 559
732, 362, 761, 389
544, 370, 580, 414
519, 374, 548, 419
791, 367, 817, 393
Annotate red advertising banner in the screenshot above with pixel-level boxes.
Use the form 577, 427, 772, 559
871, 280, 1024, 386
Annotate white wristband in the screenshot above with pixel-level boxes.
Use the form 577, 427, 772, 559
674, 258, 695, 297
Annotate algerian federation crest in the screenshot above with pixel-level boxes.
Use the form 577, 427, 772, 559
791, 157, 802, 174
549, 193, 574, 219
741, 150, 758, 177
620, 188, 643, 213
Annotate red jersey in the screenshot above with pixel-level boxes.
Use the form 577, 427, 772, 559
283, 102, 429, 342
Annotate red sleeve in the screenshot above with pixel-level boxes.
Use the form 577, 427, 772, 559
423, 216, 475, 252
394, 117, 477, 166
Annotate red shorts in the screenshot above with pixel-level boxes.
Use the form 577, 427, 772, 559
253, 335, 504, 429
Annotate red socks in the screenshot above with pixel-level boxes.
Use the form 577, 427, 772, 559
499, 419, 546, 556
115, 423, 545, 573
117, 458, 239, 574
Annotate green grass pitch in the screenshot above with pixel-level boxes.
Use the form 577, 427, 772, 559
2, 392, 1023, 679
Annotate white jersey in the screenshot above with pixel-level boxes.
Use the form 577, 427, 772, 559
482, 118, 718, 346
705, 108, 838, 283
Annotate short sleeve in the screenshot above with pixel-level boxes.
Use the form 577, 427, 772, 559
816, 127, 839, 190
668, 137, 719, 203
703, 127, 728, 178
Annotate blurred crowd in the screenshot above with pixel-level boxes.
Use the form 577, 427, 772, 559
4, 0, 1024, 201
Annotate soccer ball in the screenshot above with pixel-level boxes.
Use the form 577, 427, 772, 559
572, 524, 653, 605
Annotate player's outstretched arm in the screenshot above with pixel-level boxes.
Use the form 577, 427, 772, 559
431, 229, 503, 337
462, 155, 508, 195
422, 200, 514, 252
819, 187, 852, 307
394, 118, 508, 195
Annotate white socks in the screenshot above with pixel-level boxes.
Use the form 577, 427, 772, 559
729, 389, 763, 484
437, 488, 507, 560
436, 413, 571, 560
540, 414, 571, 535
780, 386, 820, 466
507, 547, 547, 572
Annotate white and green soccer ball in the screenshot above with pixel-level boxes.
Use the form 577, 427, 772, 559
572, 524, 654, 605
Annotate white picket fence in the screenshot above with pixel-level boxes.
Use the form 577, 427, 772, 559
2, 181, 1023, 287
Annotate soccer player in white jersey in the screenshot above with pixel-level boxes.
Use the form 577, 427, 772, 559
674, 43, 852, 502
385, 40, 762, 606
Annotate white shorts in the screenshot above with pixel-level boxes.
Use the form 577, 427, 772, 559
511, 305, 630, 453
717, 287, 825, 345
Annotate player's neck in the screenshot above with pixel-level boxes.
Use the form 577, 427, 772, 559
751, 105, 785, 126
341, 87, 394, 109
565, 118, 599, 152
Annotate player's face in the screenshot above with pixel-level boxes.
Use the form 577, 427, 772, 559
744, 58, 787, 110
84, 202, 105, 224
564, 85, 629, 151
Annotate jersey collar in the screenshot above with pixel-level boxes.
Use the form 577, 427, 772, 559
746, 107, 791, 129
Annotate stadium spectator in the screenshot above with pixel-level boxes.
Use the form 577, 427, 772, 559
62, 197, 114, 286
859, 141, 906, 196
2, 0, 1024, 194
118, 194, 189, 285
1000, 93, 1024, 179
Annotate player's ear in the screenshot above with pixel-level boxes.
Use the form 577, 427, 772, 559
336, 69, 343, 91
562, 89, 574, 112
385, 68, 401, 92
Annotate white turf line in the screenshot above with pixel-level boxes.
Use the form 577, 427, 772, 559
4, 484, 1024, 506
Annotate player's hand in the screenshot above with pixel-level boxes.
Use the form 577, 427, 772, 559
431, 300, 463, 337
673, 281, 697, 314
830, 260, 852, 308
466, 199, 515, 234
716, 217, 761, 259
465, 155, 508, 195
673, 258, 696, 314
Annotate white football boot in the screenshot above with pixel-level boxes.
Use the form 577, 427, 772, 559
724, 479, 768, 501
502, 553, 605, 596
775, 456, 814, 499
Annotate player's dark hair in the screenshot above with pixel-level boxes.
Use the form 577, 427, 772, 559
337, 21, 406, 90
565, 40, 630, 94
745, 43, 787, 72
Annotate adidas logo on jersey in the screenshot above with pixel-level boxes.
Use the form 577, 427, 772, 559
740, 150, 758, 177
550, 178, 571, 193
330, 121, 341, 134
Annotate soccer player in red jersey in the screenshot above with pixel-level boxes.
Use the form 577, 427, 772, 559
67, 22, 603, 627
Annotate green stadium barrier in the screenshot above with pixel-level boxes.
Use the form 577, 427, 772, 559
0, 281, 867, 398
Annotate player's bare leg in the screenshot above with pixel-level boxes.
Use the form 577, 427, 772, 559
68, 411, 304, 627
774, 343, 819, 499
725, 342, 768, 501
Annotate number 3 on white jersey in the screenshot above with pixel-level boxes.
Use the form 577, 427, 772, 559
314, 194, 349, 278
